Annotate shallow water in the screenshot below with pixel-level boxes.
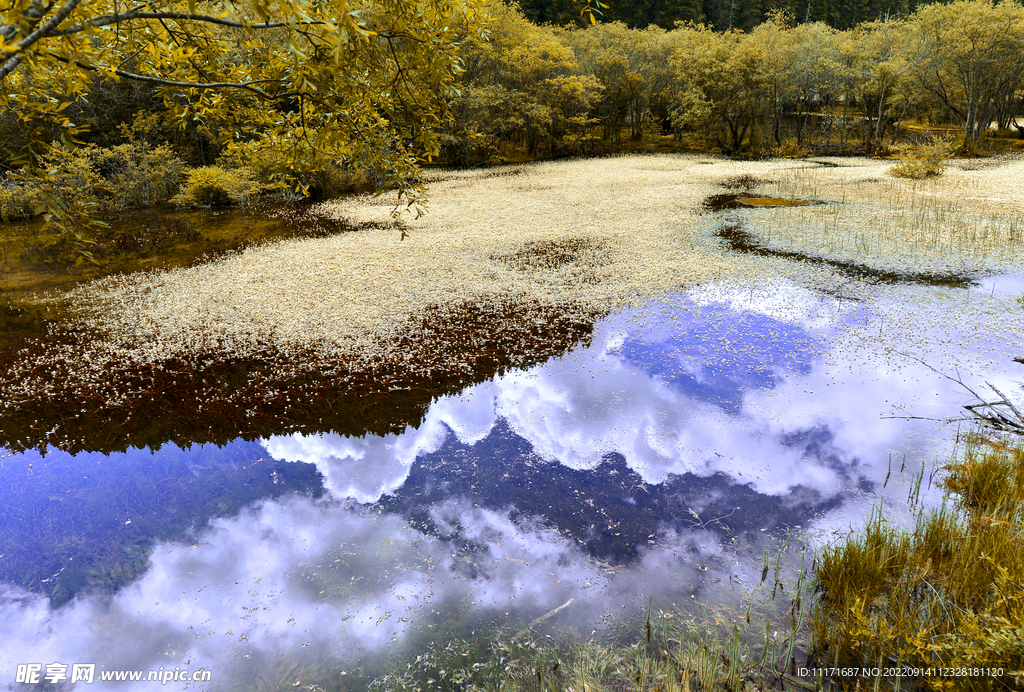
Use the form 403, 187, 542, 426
3, 271, 1022, 689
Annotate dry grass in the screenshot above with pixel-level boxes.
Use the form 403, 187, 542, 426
811, 434, 1024, 683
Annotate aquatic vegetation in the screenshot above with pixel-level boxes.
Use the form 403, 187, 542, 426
368, 537, 817, 692
48, 153, 1023, 386
5, 153, 1024, 459
811, 433, 1024, 683
715, 224, 974, 288
750, 158, 1024, 275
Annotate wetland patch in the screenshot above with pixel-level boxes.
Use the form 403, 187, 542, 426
0, 296, 597, 455
716, 223, 976, 288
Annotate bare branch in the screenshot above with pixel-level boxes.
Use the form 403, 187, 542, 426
48, 51, 302, 100
985, 381, 1024, 424
50, 11, 326, 36
889, 350, 1024, 434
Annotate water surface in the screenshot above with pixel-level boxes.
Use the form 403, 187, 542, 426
2, 276, 1022, 689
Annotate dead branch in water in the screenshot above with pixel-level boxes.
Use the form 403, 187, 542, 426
891, 350, 1024, 435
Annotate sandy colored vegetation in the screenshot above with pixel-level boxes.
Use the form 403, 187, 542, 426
755, 155, 1024, 274
59, 154, 1024, 363
4, 153, 1024, 453
59, 156, 735, 366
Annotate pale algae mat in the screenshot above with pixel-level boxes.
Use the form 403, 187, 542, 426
3, 154, 1024, 690
61, 154, 1024, 367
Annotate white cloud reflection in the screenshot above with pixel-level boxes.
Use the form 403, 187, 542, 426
263, 280, 1022, 506
1, 495, 732, 691
262, 384, 498, 502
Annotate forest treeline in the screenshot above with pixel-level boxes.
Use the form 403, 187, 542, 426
521, 0, 930, 35
440, 0, 1024, 166
1, 0, 1023, 220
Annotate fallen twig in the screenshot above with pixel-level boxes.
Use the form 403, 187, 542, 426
890, 350, 1024, 434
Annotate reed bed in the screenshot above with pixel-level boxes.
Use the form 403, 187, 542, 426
747, 158, 1024, 275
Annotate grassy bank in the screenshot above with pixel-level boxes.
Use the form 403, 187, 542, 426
811, 432, 1024, 687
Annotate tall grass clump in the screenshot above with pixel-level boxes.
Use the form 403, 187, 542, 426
811, 435, 1024, 682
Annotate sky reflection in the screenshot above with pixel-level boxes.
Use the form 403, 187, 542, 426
264, 280, 993, 506
3, 277, 1023, 690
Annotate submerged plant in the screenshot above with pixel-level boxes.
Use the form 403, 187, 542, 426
367, 534, 816, 692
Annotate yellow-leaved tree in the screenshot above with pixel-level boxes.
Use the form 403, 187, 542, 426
0, 0, 490, 254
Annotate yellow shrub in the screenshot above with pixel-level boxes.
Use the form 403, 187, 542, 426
36, 144, 104, 204
890, 137, 953, 179
0, 179, 42, 221
90, 142, 187, 208
3, 142, 187, 217
172, 166, 268, 208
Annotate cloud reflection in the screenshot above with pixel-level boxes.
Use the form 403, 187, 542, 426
262, 384, 498, 503
263, 282, 950, 504
1, 495, 732, 691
